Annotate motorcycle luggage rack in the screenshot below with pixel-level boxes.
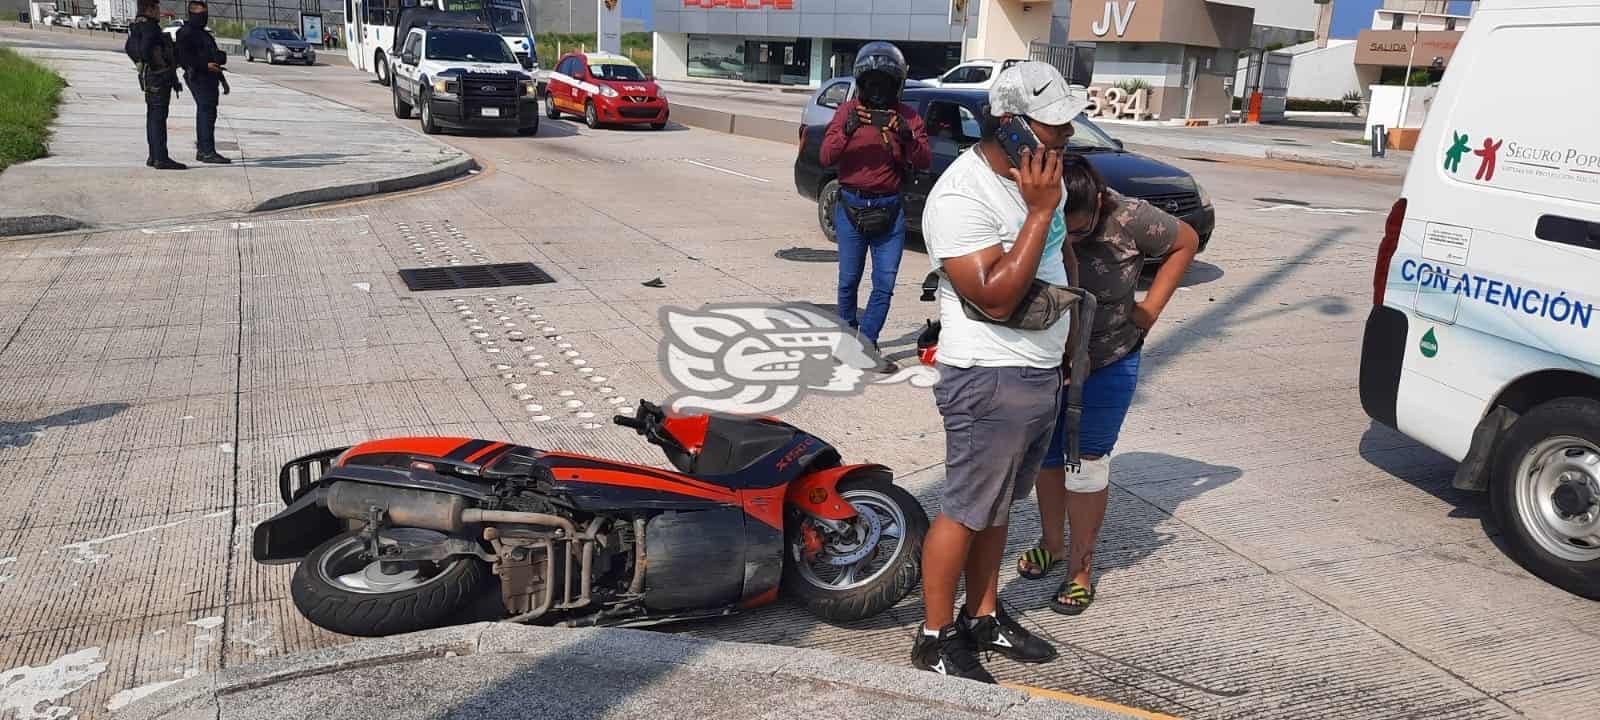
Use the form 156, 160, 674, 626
278, 447, 349, 504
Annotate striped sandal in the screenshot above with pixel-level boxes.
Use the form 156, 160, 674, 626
1052, 579, 1095, 616
1016, 546, 1059, 580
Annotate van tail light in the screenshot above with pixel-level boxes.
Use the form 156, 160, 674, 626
1373, 198, 1407, 306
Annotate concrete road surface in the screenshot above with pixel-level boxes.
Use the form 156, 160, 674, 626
0, 31, 1596, 720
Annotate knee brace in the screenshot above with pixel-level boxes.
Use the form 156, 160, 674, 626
1064, 456, 1110, 493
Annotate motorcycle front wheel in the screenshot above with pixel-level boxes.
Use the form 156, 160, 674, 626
783, 476, 929, 622
290, 529, 486, 637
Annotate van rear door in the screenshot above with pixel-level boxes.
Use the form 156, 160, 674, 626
1392, 3, 1600, 455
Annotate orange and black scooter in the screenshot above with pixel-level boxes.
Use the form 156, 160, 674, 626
253, 400, 928, 638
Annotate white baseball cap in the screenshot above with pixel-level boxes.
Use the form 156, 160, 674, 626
988, 61, 1089, 127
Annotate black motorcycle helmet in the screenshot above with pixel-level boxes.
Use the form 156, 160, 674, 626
852, 41, 908, 110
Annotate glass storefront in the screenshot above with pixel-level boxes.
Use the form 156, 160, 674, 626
687, 34, 812, 85
687, 34, 746, 81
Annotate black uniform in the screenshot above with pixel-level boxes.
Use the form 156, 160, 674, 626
176, 18, 226, 159
125, 16, 180, 165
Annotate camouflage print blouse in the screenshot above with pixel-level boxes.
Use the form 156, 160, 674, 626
1071, 190, 1181, 370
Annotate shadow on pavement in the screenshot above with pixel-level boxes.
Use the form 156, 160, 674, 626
1357, 421, 1485, 521
998, 452, 1243, 603
245, 152, 358, 168
0, 402, 130, 449
1140, 258, 1225, 290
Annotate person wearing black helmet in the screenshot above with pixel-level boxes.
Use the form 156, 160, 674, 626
820, 41, 931, 373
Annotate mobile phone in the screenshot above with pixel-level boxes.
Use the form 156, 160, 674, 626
868, 109, 894, 129
996, 115, 1042, 169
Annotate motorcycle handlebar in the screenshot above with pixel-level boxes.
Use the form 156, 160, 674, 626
613, 415, 645, 431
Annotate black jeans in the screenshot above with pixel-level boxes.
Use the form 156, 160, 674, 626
186, 72, 220, 156
145, 86, 172, 162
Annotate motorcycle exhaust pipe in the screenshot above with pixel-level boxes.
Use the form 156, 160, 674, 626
325, 483, 468, 533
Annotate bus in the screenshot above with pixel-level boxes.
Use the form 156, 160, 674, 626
344, 0, 536, 85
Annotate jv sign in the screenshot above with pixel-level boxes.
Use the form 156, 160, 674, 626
1091, 0, 1137, 37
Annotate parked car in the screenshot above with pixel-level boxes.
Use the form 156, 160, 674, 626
1358, 1, 1600, 600
799, 76, 933, 136
544, 50, 668, 130
920, 58, 1025, 90
794, 87, 1215, 250
244, 27, 317, 65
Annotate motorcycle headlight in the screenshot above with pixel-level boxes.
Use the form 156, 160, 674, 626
599, 85, 618, 98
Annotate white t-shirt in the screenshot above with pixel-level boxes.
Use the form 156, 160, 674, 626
921, 146, 1071, 369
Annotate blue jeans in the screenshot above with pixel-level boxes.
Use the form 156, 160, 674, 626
833, 189, 905, 347
1043, 351, 1142, 466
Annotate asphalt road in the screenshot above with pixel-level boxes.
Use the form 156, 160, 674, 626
2, 27, 1597, 720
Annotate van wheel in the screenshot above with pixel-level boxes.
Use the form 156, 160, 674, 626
1491, 397, 1600, 600
375, 51, 390, 86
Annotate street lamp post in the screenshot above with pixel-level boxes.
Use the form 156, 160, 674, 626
1397, 24, 1419, 129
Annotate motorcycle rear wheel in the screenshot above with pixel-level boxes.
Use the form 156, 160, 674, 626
290, 529, 486, 637
783, 476, 928, 622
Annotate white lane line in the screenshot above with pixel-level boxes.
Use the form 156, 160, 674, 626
684, 159, 770, 183
1255, 204, 1376, 216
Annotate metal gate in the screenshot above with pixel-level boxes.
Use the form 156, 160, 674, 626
1029, 41, 1094, 87
1240, 49, 1291, 122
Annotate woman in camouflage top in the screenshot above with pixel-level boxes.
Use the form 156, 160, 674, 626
1015, 156, 1201, 614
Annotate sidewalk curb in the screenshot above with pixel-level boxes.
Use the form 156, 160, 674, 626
251, 154, 480, 212
0, 214, 85, 237
111, 623, 1135, 719
672, 102, 798, 145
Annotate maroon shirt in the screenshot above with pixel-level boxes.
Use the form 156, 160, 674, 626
820, 99, 932, 195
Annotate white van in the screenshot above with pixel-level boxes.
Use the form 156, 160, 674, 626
1360, 0, 1600, 600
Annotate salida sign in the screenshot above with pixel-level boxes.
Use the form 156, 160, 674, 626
682, 0, 794, 8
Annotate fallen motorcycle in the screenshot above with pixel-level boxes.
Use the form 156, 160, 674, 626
252, 400, 929, 637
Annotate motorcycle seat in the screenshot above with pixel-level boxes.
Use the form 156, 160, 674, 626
692, 416, 799, 485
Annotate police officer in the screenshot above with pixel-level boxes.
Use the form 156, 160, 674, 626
176, 1, 232, 164
126, 0, 185, 170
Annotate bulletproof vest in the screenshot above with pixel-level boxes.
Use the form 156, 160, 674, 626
127, 17, 178, 75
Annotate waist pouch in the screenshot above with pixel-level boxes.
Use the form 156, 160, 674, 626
923, 269, 1083, 332
842, 195, 899, 237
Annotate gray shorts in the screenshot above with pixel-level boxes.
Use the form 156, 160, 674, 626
932, 363, 1062, 531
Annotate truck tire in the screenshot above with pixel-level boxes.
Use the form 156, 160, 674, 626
392, 82, 412, 119
375, 51, 390, 87
290, 530, 486, 637
1491, 396, 1600, 600
420, 87, 440, 135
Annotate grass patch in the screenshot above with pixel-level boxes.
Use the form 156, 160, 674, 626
534, 32, 653, 75
0, 48, 66, 172
1337, 137, 1372, 146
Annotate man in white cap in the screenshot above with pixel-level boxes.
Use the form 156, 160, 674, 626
912, 61, 1089, 683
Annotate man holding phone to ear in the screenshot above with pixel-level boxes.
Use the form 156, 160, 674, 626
912, 61, 1089, 683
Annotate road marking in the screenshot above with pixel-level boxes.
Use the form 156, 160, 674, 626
1000, 682, 1182, 720
1255, 204, 1376, 216
685, 159, 769, 183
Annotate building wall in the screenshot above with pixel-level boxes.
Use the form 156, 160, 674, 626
969, 0, 1051, 60
1209, 0, 1318, 31
654, 0, 968, 44
1279, 39, 1363, 100
1372, 9, 1471, 31
540, 0, 599, 34
654, 30, 690, 79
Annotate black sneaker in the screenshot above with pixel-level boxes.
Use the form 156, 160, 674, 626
911, 623, 997, 684
961, 605, 1058, 664
153, 158, 188, 170
196, 152, 232, 164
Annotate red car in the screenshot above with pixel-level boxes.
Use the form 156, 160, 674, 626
543, 51, 669, 130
